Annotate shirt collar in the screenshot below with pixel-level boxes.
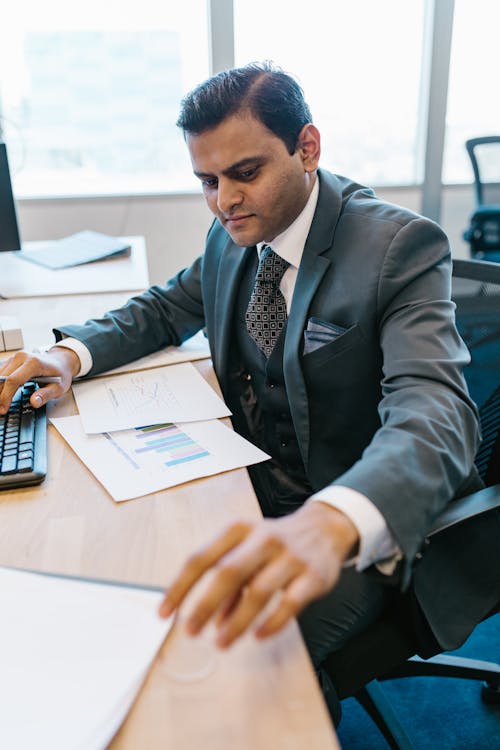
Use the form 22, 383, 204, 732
257, 177, 319, 268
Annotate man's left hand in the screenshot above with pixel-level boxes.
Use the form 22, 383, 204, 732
159, 500, 359, 648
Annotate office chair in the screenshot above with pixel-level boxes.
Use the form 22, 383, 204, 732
463, 136, 500, 262
323, 258, 500, 750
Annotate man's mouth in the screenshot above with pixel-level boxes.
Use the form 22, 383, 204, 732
225, 214, 253, 226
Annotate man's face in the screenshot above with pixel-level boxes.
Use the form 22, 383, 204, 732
186, 113, 318, 246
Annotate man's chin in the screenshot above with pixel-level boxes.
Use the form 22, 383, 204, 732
224, 227, 262, 248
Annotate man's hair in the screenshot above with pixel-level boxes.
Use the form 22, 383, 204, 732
176, 61, 312, 155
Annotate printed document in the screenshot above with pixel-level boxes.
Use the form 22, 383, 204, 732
0, 566, 173, 750
72, 361, 231, 433
51, 415, 270, 502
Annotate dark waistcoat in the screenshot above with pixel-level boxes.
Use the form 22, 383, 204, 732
224, 250, 313, 517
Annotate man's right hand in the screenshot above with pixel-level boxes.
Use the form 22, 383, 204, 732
0, 347, 80, 414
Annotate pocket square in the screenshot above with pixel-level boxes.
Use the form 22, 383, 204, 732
303, 317, 347, 354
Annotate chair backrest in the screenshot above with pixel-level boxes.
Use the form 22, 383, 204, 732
323, 258, 500, 700
452, 258, 500, 484
465, 136, 500, 207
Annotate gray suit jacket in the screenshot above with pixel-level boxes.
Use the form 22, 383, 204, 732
57, 169, 498, 651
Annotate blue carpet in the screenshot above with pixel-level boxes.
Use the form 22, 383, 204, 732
337, 614, 500, 749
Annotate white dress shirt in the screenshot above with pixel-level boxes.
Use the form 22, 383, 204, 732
54, 176, 400, 572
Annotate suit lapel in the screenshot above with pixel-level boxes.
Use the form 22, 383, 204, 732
284, 171, 344, 469
213, 239, 254, 392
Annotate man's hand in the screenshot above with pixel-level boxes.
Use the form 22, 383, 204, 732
0, 347, 80, 414
159, 501, 359, 648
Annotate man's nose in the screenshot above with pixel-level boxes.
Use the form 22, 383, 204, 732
217, 178, 243, 214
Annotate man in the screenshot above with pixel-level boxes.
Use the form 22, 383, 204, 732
0, 63, 491, 721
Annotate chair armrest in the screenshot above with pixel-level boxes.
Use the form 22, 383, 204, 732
427, 483, 500, 538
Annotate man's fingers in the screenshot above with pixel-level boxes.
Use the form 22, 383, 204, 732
0, 372, 24, 414
0, 352, 68, 413
214, 556, 300, 648
158, 521, 253, 619
181, 527, 287, 636
253, 593, 301, 639
29, 384, 64, 409
161, 505, 348, 647
255, 569, 336, 639
215, 590, 243, 627
1, 376, 59, 413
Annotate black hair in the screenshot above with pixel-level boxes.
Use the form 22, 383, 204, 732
176, 61, 312, 155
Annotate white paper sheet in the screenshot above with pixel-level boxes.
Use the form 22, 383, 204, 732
0, 567, 173, 750
51, 415, 270, 502
72, 361, 231, 433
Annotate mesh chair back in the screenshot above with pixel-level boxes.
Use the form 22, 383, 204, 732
453, 259, 500, 484
463, 138, 500, 259
475, 386, 500, 485
465, 136, 500, 207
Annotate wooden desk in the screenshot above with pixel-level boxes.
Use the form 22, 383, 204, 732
0, 292, 339, 750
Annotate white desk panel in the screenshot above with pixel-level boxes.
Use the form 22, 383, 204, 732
0, 236, 149, 298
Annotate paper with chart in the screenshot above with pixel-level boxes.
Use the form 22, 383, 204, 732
0, 566, 173, 750
72, 361, 231, 433
51, 415, 270, 502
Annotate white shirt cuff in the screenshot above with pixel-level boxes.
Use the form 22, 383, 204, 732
50, 337, 93, 378
311, 485, 402, 574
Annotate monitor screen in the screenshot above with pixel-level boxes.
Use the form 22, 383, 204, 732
0, 143, 21, 252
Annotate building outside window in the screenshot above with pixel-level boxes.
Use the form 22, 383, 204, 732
0, 1, 208, 196
0, 0, 498, 199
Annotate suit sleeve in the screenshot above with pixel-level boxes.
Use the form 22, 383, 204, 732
332, 218, 481, 585
54, 256, 206, 376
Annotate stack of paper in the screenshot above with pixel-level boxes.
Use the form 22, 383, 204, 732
0, 566, 173, 750
51, 359, 269, 502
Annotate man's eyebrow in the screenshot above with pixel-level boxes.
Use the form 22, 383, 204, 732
194, 156, 265, 179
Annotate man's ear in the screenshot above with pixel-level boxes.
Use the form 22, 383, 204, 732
297, 124, 321, 172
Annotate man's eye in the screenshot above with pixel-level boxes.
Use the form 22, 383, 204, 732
239, 168, 257, 180
202, 178, 218, 188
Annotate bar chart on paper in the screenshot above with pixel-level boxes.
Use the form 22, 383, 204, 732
51, 415, 270, 502
125, 423, 210, 468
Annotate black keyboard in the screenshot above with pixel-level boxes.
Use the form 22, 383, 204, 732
0, 382, 47, 489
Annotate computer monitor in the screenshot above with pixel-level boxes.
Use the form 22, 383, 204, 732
0, 142, 21, 252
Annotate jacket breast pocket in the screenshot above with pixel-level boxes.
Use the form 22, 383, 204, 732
302, 324, 364, 368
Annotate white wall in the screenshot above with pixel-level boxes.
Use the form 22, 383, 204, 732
17, 193, 213, 286
16, 184, 474, 287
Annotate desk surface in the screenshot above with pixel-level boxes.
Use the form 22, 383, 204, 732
0, 236, 149, 298
0, 292, 339, 750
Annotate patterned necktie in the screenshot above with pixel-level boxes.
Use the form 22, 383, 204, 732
245, 245, 290, 357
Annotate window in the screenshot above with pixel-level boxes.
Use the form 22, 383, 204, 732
0, 1, 209, 197
2, 1, 496, 202
234, 0, 425, 186
442, 0, 500, 185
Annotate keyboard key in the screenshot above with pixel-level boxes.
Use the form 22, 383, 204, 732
20, 411, 35, 445
1, 455, 17, 474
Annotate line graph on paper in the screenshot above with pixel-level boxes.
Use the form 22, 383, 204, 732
71, 362, 231, 433
104, 373, 181, 418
